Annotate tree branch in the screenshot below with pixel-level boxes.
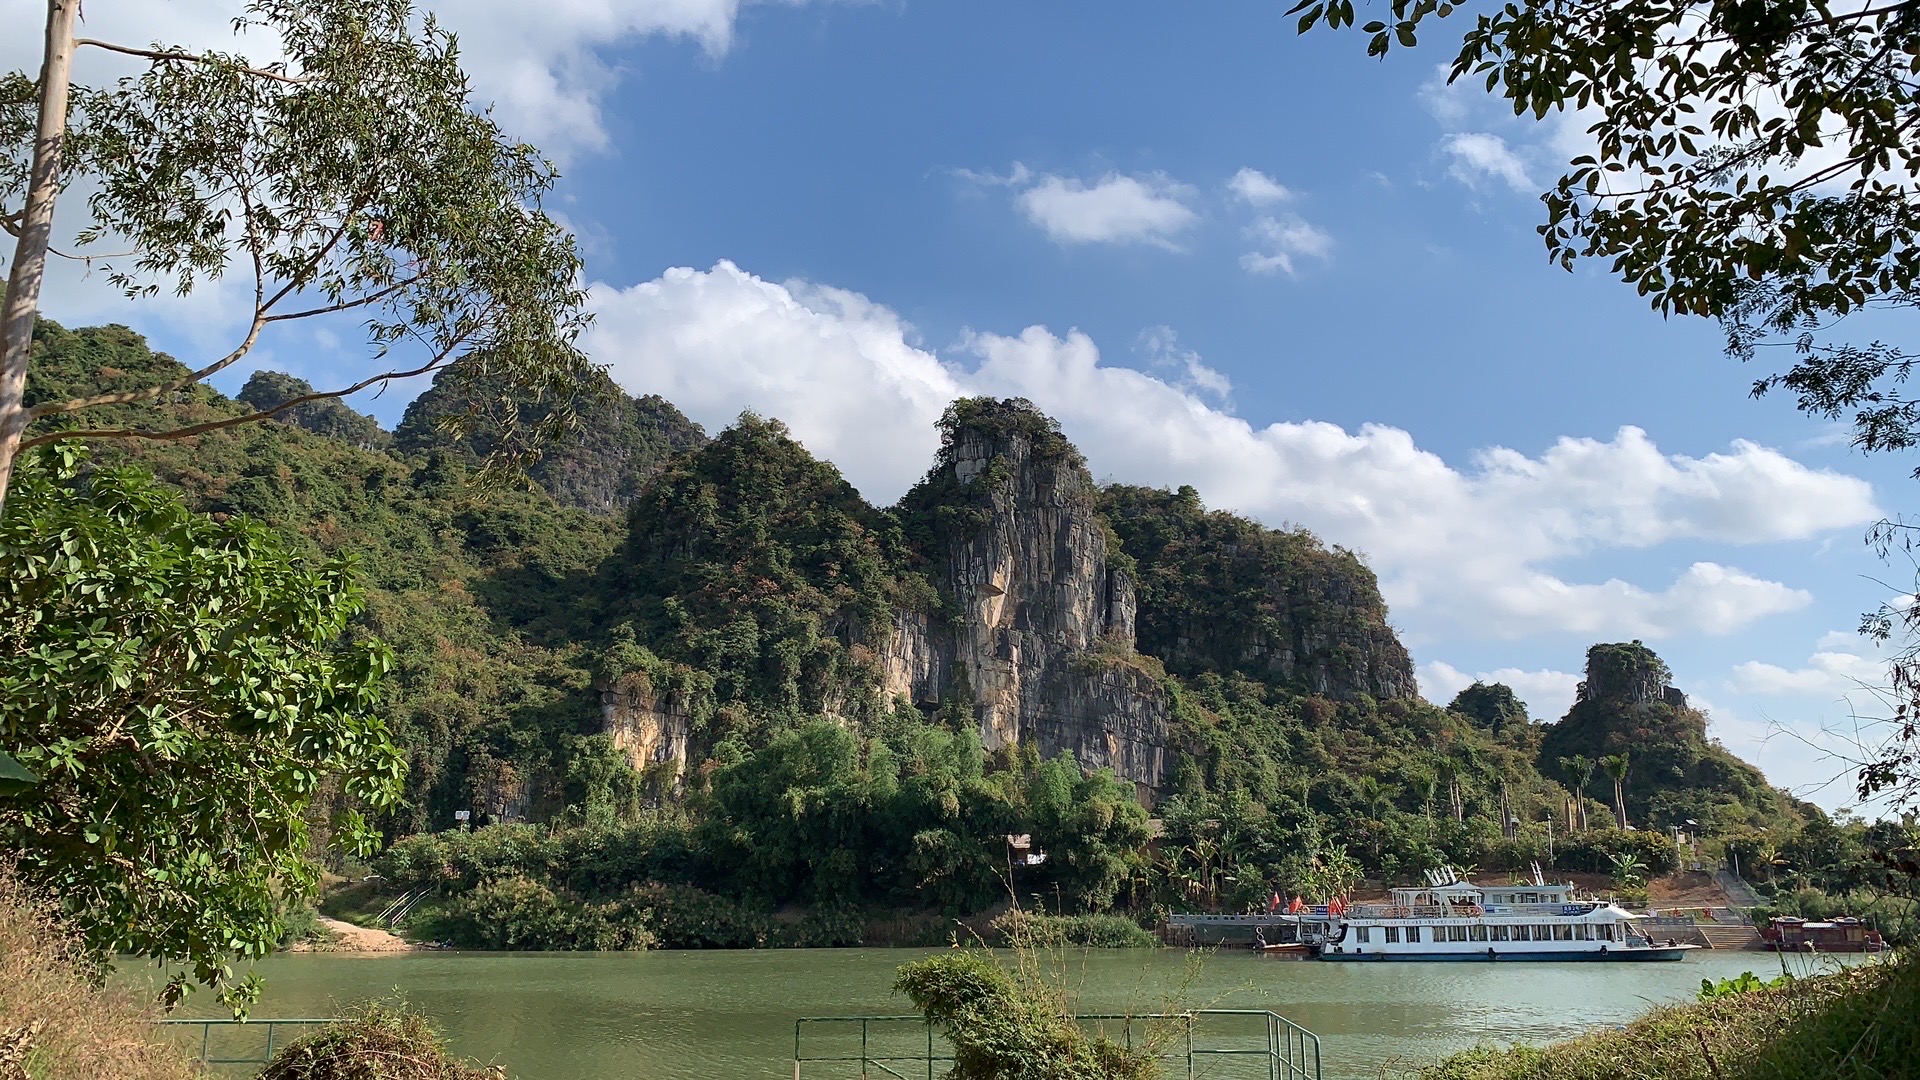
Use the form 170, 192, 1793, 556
73, 39, 311, 85
18, 343, 469, 451
25, 314, 268, 419
261, 274, 421, 323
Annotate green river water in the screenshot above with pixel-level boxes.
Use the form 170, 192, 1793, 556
161, 948, 1844, 1079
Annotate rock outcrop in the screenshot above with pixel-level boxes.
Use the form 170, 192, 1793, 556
888, 400, 1174, 800
601, 672, 695, 784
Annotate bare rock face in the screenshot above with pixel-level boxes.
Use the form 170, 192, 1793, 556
601, 672, 694, 783
886, 401, 1175, 799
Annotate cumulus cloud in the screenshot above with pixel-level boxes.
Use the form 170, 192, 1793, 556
1, 0, 794, 155
1418, 661, 1583, 721
1729, 639, 1888, 697
1228, 168, 1294, 205
1442, 133, 1536, 193
1239, 215, 1334, 276
584, 261, 1879, 639
1012, 171, 1200, 247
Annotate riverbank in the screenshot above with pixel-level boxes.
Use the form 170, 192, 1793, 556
1416, 950, 1914, 1080
290, 916, 419, 953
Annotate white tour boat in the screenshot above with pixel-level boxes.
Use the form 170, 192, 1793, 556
1318, 865, 1696, 962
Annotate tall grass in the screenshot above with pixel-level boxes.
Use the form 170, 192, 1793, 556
1418, 951, 1919, 1080
0, 868, 200, 1080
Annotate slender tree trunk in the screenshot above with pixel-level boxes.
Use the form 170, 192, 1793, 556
1614, 781, 1628, 830
0, 0, 80, 516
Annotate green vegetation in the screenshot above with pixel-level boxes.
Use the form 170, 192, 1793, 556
14, 323, 1899, 954
259, 1001, 504, 1080
1542, 643, 1790, 832
0, 444, 404, 1006
1416, 953, 1919, 1080
895, 951, 1160, 1080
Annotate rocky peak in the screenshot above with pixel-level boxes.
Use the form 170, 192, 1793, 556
890, 399, 1168, 797
1578, 641, 1687, 710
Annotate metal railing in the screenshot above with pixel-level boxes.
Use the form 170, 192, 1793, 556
157, 1018, 335, 1066
794, 1009, 1320, 1080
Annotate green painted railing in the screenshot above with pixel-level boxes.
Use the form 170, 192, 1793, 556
157, 1018, 336, 1066
794, 1009, 1320, 1080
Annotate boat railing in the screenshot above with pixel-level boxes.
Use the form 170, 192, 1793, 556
1343, 901, 1605, 920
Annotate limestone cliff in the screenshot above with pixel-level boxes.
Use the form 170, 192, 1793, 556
890, 400, 1174, 799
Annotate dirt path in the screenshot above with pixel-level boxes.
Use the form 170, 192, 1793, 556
292, 916, 417, 953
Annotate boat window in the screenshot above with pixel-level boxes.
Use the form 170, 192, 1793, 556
1407, 926, 1423, 943
1385, 926, 1401, 943
1576, 925, 1592, 940
1447, 926, 1468, 942
1491, 925, 1510, 941
1554, 925, 1574, 941
1356, 927, 1371, 943
1470, 925, 1488, 941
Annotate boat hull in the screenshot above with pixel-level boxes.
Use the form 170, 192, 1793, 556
1319, 946, 1696, 962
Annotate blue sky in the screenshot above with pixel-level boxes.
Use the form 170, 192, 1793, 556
12, 0, 1915, 811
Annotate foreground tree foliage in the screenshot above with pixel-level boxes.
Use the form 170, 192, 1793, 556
1293, 0, 1920, 446
0, 0, 593, 512
1292, 0, 1920, 817
0, 445, 404, 1007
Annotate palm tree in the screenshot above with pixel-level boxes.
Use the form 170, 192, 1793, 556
1600, 753, 1631, 830
1558, 756, 1595, 831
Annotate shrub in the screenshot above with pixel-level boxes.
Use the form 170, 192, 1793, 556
258, 1001, 503, 1079
414, 877, 651, 951
894, 951, 1159, 1080
0, 868, 198, 1080
992, 911, 1158, 949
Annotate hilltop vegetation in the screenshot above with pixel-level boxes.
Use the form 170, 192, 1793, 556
16, 318, 1904, 947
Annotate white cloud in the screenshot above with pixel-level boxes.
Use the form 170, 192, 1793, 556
1012, 171, 1199, 247
1418, 661, 1583, 721
1239, 215, 1334, 277
1442, 133, 1536, 194
1, 0, 797, 156
1228, 168, 1294, 205
1138, 326, 1231, 402
1729, 641, 1887, 697
585, 261, 1881, 640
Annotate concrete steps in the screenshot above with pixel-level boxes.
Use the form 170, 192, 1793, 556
1696, 923, 1764, 950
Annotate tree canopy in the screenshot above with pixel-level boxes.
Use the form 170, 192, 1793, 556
0, 444, 404, 1007
1292, 0, 1920, 457
1, 0, 592, 512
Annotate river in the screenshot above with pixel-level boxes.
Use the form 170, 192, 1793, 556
173, 948, 1826, 1078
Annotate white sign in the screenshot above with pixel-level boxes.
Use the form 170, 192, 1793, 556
454, 810, 471, 822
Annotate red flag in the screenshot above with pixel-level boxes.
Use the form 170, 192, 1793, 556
1289, 896, 1305, 914
1268, 891, 1281, 913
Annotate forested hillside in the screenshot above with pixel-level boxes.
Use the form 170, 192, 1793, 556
20, 319, 1853, 939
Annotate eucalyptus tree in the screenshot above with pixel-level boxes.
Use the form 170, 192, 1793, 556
1, 0, 593, 513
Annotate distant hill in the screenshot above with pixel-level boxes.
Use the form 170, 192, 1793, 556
17, 320, 1814, 886
394, 365, 705, 514
1541, 641, 1795, 830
